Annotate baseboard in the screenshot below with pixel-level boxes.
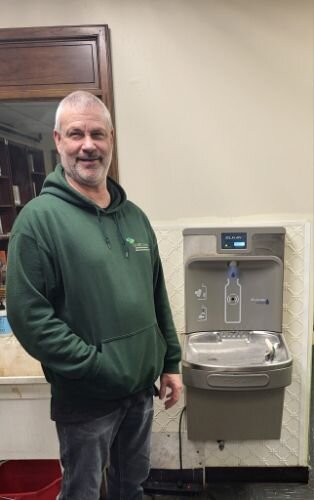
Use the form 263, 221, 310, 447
205, 466, 310, 483
146, 468, 203, 484
144, 468, 203, 495
144, 466, 309, 493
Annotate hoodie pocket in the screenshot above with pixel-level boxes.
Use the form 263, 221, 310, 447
93, 322, 167, 398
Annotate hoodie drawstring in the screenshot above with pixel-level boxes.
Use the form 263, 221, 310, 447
113, 213, 129, 258
97, 209, 129, 258
97, 209, 112, 250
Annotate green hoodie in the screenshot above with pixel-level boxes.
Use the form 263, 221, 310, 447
6, 165, 181, 404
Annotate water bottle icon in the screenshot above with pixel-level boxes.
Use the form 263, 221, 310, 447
224, 261, 241, 324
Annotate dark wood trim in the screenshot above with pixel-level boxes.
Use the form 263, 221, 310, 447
0, 25, 111, 100
0, 25, 106, 41
102, 28, 118, 181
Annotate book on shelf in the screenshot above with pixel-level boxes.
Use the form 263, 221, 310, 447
27, 153, 35, 172
0, 250, 6, 285
0, 217, 2, 234
12, 185, 21, 206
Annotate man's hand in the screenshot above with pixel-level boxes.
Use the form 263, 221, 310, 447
159, 373, 183, 410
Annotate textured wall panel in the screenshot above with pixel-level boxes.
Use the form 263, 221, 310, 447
151, 221, 312, 469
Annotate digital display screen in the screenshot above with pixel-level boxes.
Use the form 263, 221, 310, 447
221, 232, 247, 250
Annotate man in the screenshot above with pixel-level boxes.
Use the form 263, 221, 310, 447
6, 91, 182, 500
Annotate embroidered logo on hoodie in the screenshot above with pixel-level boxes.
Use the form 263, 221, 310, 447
126, 237, 150, 252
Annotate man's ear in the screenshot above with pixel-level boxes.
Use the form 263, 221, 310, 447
53, 130, 62, 152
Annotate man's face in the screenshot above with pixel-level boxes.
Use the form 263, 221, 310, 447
53, 105, 114, 188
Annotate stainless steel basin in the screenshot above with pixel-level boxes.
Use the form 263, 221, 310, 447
183, 331, 292, 372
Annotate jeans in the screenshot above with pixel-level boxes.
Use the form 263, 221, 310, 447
56, 393, 153, 500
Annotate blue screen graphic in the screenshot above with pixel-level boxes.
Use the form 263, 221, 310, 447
221, 232, 247, 250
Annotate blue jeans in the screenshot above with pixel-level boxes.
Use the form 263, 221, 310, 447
56, 393, 153, 500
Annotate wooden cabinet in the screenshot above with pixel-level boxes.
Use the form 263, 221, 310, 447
0, 138, 45, 249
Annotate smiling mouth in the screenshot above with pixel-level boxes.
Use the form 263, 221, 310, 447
77, 157, 101, 162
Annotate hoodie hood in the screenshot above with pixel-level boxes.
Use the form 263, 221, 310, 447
41, 164, 127, 213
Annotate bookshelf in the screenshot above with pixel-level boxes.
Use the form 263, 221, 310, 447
0, 137, 46, 251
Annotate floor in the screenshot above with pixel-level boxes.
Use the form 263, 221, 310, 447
144, 347, 314, 500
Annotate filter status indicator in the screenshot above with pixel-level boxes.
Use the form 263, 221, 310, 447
221, 232, 247, 250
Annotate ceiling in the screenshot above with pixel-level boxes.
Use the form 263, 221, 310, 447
0, 101, 59, 142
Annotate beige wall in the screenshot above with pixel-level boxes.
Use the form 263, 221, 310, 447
0, 0, 313, 221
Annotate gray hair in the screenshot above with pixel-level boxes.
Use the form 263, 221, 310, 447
54, 91, 113, 132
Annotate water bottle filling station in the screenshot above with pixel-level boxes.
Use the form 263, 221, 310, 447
182, 227, 293, 441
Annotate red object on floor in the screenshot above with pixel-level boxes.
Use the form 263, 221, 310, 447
0, 460, 62, 499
